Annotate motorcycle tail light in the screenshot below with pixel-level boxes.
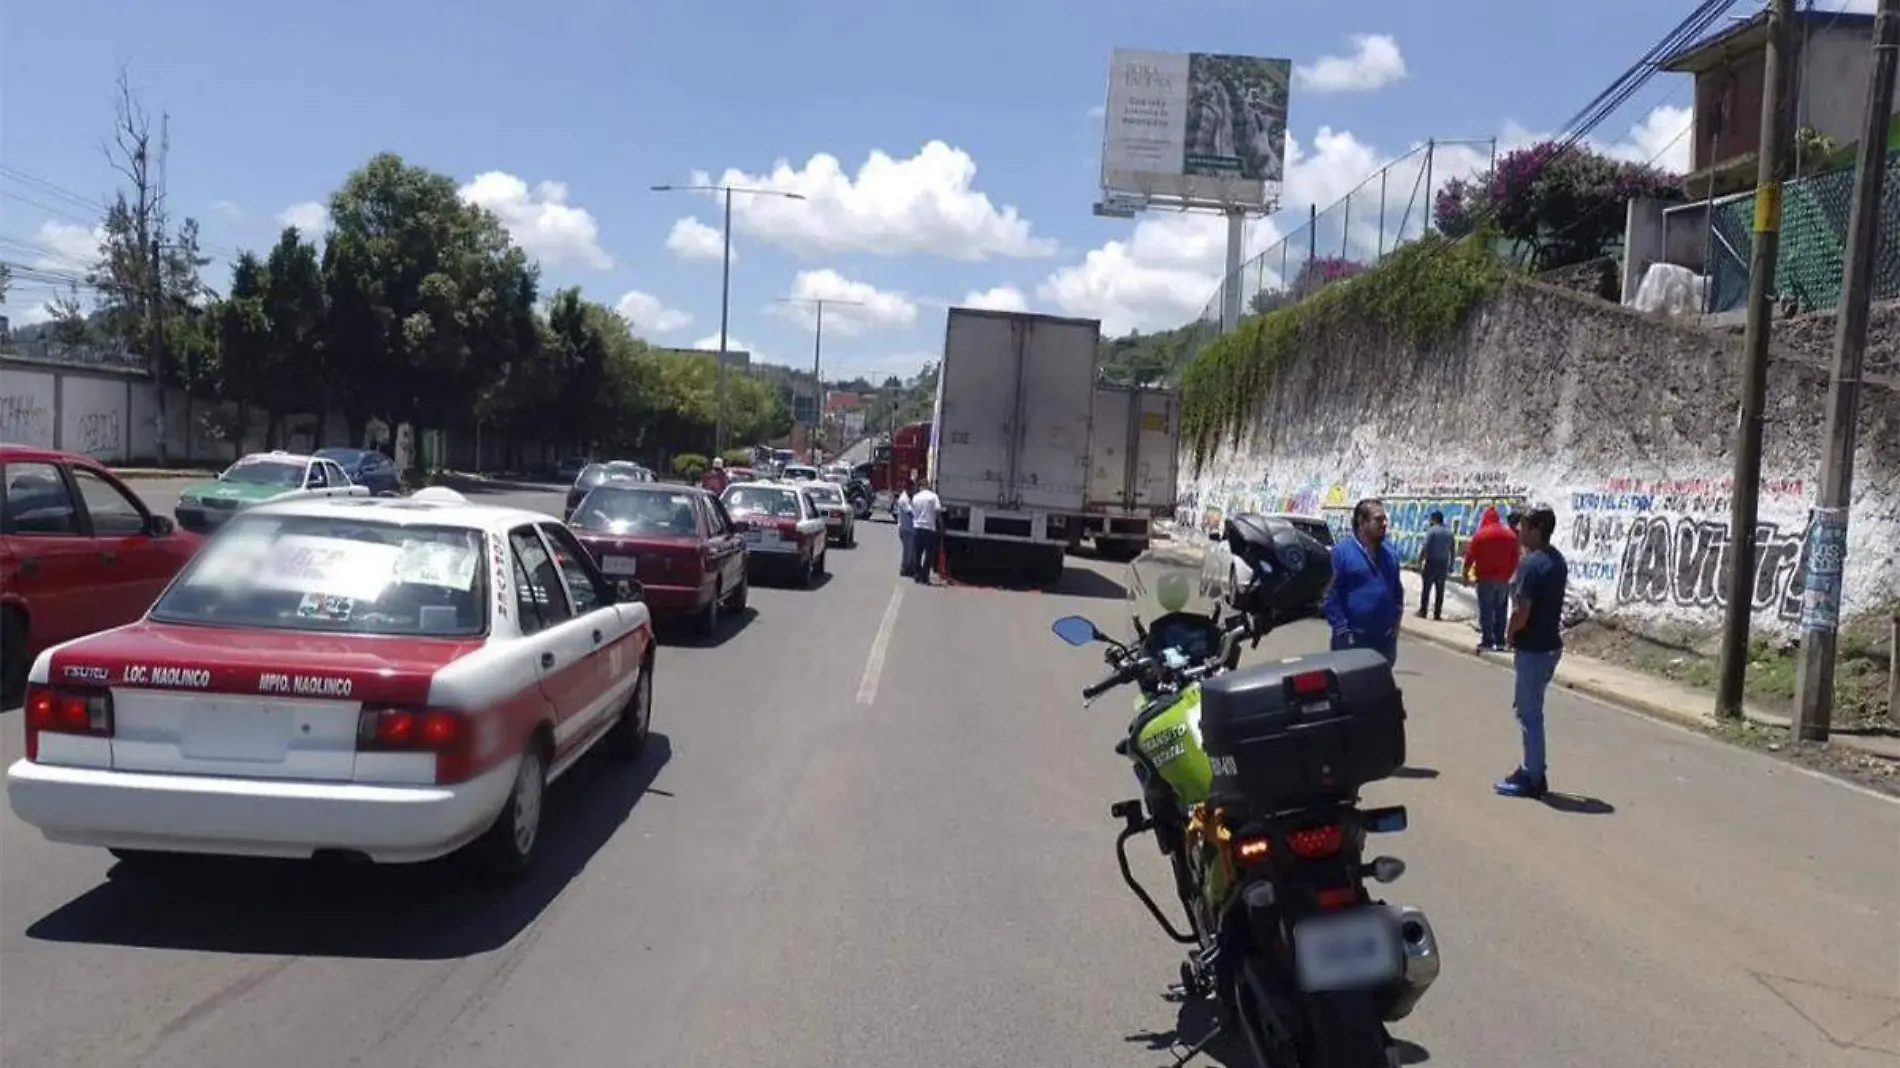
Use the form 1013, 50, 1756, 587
1234, 823, 1346, 864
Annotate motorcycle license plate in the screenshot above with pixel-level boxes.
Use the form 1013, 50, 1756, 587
1291, 909, 1403, 992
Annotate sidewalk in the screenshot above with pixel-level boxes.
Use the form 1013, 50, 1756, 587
1396, 571, 1900, 762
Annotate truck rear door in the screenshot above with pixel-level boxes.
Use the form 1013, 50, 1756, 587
1129, 387, 1180, 510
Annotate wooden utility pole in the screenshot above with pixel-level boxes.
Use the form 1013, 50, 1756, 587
1792, 0, 1900, 741
1715, 0, 1798, 720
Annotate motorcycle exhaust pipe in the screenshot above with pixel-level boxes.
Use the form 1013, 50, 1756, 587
1382, 905, 1441, 1023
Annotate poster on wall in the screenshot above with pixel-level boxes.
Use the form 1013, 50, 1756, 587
1100, 48, 1291, 206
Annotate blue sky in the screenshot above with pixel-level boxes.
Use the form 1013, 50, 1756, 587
2, 0, 1804, 379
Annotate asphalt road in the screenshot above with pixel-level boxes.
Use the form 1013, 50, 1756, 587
3, 484, 1896, 1068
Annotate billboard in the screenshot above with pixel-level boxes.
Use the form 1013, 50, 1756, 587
1101, 49, 1290, 208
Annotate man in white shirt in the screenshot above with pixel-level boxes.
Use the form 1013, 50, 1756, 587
909, 479, 942, 584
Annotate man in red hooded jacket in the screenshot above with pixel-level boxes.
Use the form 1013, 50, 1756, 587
1462, 505, 1520, 652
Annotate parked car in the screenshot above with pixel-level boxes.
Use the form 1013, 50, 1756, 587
173, 451, 371, 533
1, 445, 204, 706
780, 463, 820, 483
565, 461, 653, 520
568, 482, 747, 636
315, 447, 402, 496
5, 488, 655, 876
720, 481, 828, 587
801, 481, 857, 548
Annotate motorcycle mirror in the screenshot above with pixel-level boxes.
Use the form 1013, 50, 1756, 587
1050, 615, 1103, 646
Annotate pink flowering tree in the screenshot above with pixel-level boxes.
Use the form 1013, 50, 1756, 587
1431, 140, 1681, 269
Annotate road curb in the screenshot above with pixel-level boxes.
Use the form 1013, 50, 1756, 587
1398, 616, 1898, 760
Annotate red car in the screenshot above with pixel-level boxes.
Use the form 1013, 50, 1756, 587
1, 445, 202, 704
567, 482, 748, 636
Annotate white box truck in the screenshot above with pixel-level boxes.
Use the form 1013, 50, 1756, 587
930, 307, 1102, 581
1080, 381, 1181, 559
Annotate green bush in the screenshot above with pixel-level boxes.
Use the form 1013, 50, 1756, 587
1180, 233, 1508, 468
671, 452, 709, 481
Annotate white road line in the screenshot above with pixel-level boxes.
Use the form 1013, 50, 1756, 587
857, 582, 907, 706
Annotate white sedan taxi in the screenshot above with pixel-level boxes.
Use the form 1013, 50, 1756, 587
720, 481, 828, 587
5, 488, 655, 877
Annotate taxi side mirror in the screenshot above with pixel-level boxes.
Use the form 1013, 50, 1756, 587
146, 513, 176, 537
613, 579, 645, 604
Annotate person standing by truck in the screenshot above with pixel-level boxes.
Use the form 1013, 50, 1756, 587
896, 478, 917, 578
910, 479, 942, 584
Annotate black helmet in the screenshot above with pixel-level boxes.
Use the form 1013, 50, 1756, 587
1222, 513, 1332, 620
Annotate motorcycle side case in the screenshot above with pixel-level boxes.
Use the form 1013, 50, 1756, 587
1134, 687, 1214, 808
1199, 647, 1406, 810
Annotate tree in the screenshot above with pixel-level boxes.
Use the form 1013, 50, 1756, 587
214, 253, 273, 451
85, 67, 210, 462
322, 152, 537, 442
262, 228, 328, 445
1432, 141, 1680, 270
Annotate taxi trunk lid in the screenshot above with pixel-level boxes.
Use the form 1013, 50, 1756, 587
46, 623, 482, 783
575, 531, 703, 587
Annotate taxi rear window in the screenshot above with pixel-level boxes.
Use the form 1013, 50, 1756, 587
724, 486, 800, 517
150, 515, 488, 637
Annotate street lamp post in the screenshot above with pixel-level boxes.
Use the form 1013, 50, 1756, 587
776, 295, 863, 459
650, 183, 806, 456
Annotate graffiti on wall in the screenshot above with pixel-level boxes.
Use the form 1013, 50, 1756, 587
0, 393, 54, 447
1570, 477, 1810, 623
74, 408, 124, 456
1368, 471, 1528, 566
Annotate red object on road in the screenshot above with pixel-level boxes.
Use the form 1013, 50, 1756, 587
1, 445, 204, 704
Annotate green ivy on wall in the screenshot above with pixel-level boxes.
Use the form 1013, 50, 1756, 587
1180, 232, 1509, 470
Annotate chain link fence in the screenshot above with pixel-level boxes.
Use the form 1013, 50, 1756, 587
1708, 150, 1900, 315
1174, 137, 1497, 372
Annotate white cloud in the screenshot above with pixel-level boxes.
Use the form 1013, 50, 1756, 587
458, 173, 613, 270
1038, 103, 1692, 335
211, 200, 244, 221
278, 201, 330, 233
769, 269, 918, 337
688, 140, 1057, 261
1295, 34, 1408, 94
961, 285, 1030, 312
666, 216, 729, 262
27, 220, 106, 271
615, 290, 693, 335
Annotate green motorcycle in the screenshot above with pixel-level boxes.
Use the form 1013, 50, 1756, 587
1051, 521, 1442, 1068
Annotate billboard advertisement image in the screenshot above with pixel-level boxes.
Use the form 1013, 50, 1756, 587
1101, 49, 1290, 207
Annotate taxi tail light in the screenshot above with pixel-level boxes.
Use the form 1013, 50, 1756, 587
357, 706, 475, 784
23, 683, 115, 761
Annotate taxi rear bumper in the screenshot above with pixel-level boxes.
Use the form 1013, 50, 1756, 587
5, 756, 519, 863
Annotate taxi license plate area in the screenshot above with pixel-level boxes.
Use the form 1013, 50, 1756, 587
112, 691, 362, 781
1291, 908, 1404, 992
599, 554, 639, 576
746, 529, 793, 552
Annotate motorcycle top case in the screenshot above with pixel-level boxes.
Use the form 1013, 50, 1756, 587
1198, 646, 1406, 811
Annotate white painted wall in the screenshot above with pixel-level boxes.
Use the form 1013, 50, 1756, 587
0, 368, 57, 448
1176, 283, 1900, 637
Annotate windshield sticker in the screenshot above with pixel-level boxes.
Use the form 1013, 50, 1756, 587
296, 592, 355, 622
258, 672, 354, 698
393, 541, 479, 590
123, 664, 212, 689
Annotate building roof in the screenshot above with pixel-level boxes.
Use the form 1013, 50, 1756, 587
1660, 10, 1873, 74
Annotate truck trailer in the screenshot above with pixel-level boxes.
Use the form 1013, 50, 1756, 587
929, 307, 1103, 582
1079, 380, 1180, 559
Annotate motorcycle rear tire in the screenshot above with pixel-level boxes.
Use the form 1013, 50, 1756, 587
1300, 991, 1394, 1068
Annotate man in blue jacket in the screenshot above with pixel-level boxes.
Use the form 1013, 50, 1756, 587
1323, 498, 1404, 664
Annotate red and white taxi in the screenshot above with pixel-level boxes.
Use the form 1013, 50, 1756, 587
5, 487, 655, 877
720, 481, 828, 587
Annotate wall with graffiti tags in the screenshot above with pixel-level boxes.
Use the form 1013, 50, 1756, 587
1, 356, 350, 463
1179, 279, 1900, 636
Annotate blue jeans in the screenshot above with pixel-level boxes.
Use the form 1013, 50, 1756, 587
899, 526, 915, 575
1513, 649, 1562, 778
1332, 629, 1398, 666
1477, 580, 1511, 648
